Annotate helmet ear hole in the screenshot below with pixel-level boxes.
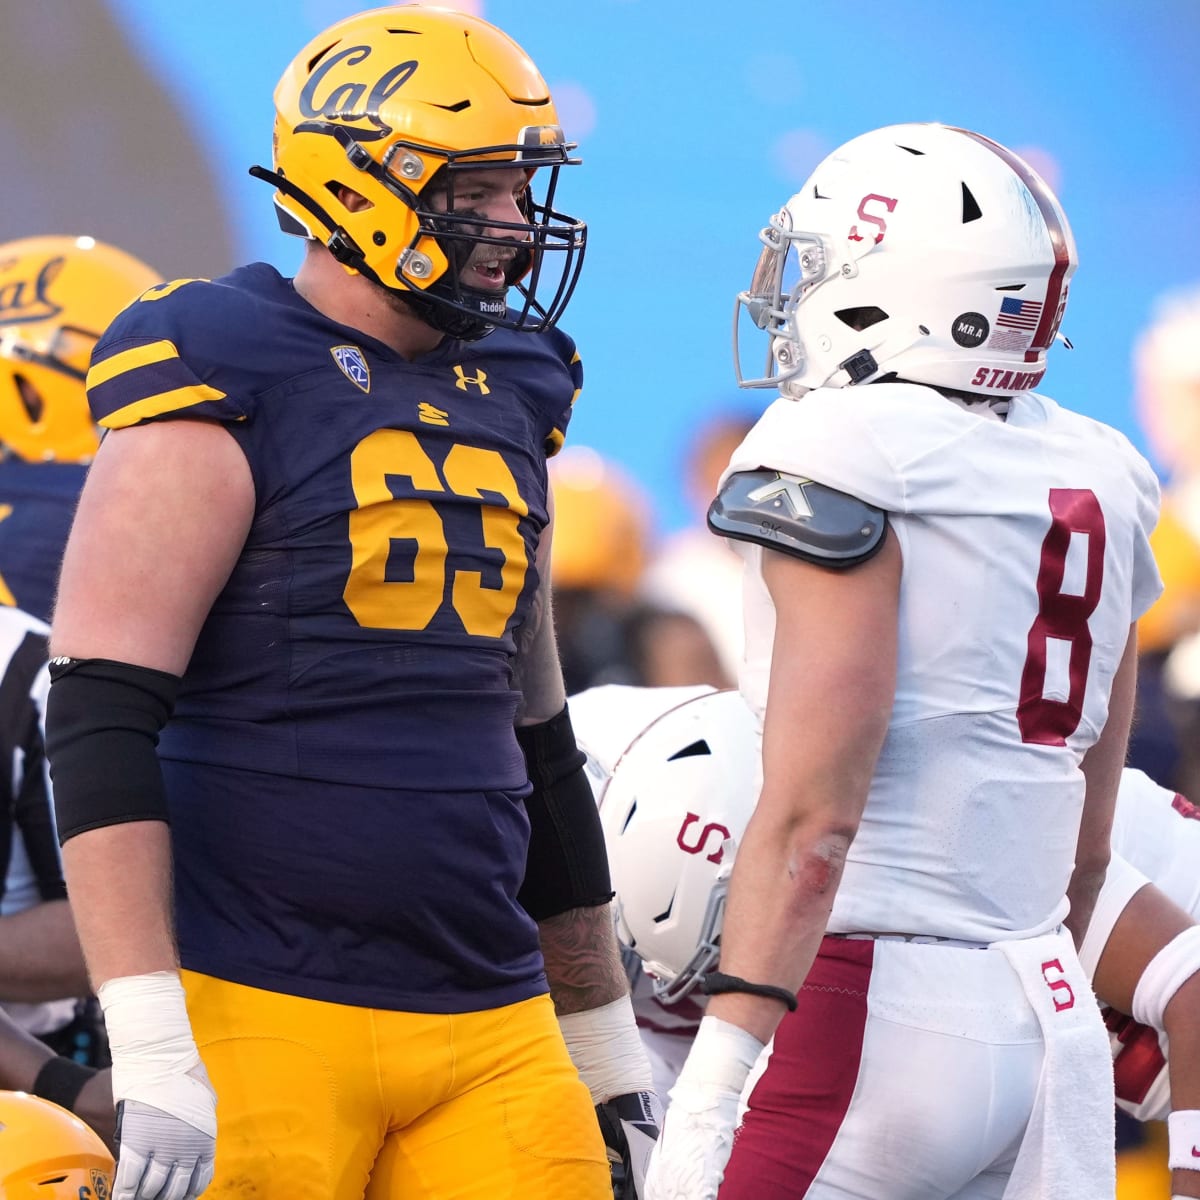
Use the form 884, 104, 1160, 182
961, 182, 983, 223
835, 306, 888, 332
15, 373, 45, 422
327, 182, 373, 213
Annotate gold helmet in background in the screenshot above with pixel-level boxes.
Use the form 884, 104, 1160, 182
550, 446, 652, 598
0, 236, 162, 463
0, 1090, 113, 1198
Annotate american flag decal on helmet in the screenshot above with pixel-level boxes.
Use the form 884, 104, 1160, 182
331, 345, 370, 393
996, 297, 1044, 330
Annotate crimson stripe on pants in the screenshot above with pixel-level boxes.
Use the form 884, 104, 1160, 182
719, 936, 874, 1199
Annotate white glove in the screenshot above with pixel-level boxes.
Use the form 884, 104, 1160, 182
644, 1016, 763, 1200
99, 972, 217, 1200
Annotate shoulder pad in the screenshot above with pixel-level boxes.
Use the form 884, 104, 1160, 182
87, 269, 291, 430
707, 469, 888, 568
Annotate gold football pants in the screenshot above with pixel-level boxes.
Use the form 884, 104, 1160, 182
181, 970, 610, 1199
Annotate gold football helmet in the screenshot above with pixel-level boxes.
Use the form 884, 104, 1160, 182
0, 236, 162, 463
550, 447, 651, 599
255, 4, 586, 339
0, 1090, 113, 1198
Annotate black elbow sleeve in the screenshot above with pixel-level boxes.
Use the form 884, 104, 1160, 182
45, 657, 180, 844
516, 705, 614, 922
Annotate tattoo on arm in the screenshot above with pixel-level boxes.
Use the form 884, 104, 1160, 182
538, 904, 629, 1015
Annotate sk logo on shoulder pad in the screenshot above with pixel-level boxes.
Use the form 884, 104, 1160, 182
452, 365, 490, 394
332, 345, 370, 393
747, 473, 814, 520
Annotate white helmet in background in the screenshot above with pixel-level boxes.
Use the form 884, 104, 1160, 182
596, 689, 761, 1003
734, 122, 1077, 399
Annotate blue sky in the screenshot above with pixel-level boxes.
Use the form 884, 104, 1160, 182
105, 0, 1200, 530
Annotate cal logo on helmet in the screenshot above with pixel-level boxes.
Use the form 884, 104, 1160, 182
0, 254, 65, 325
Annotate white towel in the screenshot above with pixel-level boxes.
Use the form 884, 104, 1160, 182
998, 929, 1116, 1200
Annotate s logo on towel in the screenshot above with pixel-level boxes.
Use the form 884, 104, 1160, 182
1040, 959, 1076, 1012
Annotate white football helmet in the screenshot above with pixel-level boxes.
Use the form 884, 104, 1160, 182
597, 689, 761, 1003
734, 122, 1077, 399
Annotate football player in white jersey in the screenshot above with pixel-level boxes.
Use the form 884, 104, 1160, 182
575, 685, 1200, 1200
639, 123, 1163, 1200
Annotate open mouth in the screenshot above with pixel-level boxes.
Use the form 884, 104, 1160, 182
466, 256, 513, 291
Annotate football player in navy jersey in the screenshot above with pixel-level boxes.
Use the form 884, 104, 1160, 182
0, 236, 161, 621
44, 7, 655, 1199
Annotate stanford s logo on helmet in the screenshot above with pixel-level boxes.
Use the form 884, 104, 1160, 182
254, 5, 587, 340
733, 122, 1078, 398
594, 689, 761, 1004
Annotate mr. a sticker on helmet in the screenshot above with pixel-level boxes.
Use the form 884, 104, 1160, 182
951, 312, 989, 348
331, 345, 371, 393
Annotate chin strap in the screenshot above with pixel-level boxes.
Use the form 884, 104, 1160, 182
251, 164, 497, 341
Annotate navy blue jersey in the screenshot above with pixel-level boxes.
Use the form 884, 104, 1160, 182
86, 264, 582, 1010
0, 461, 87, 622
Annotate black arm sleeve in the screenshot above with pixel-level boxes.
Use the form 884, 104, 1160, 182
516, 705, 614, 922
44, 657, 180, 844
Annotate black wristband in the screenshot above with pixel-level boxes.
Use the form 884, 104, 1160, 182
700, 971, 799, 1013
32, 1054, 97, 1111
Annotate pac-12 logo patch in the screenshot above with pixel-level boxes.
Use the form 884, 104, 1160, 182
331, 345, 370, 393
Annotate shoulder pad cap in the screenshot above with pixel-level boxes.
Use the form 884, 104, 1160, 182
707, 469, 888, 568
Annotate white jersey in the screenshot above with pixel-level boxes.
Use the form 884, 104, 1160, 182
1082, 768, 1200, 1121
1111, 769, 1200, 916
724, 384, 1162, 943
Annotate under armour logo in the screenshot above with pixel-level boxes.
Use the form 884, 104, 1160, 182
747, 472, 814, 519
331, 345, 370, 393
452, 365, 490, 394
